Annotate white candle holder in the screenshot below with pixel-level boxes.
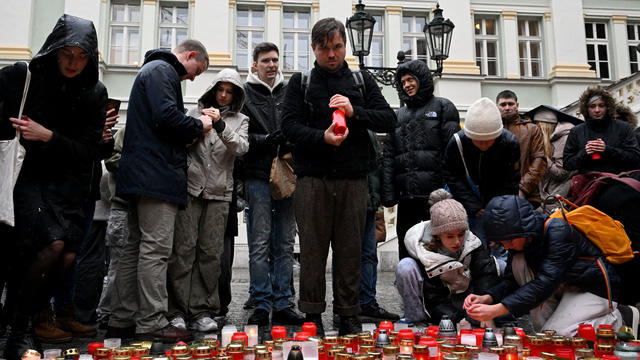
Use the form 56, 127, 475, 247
245, 324, 258, 346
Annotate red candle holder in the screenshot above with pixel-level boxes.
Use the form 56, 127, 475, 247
232, 332, 249, 346
377, 321, 395, 340
295, 331, 311, 341
556, 347, 574, 360
472, 329, 485, 347
88, 343, 104, 356
398, 329, 415, 342
272, 326, 287, 340
302, 322, 318, 337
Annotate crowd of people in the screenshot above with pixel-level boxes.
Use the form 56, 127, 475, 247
2, 13, 640, 360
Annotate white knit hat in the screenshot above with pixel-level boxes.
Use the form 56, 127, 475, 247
464, 97, 503, 141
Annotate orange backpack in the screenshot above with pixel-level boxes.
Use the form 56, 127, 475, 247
543, 195, 636, 312
545, 196, 634, 265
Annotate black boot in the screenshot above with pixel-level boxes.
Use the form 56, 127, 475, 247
304, 313, 325, 338
4, 327, 42, 360
338, 315, 361, 336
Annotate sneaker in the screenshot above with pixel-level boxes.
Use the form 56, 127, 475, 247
191, 317, 218, 332
243, 297, 256, 310
305, 313, 325, 338
338, 315, 361, 336
137, 324, 193, 343
272, 307, 304, 326
619, 304, 639, 339
359, 300, 400, 321
170, 317, 187, 330
247, 309, 270, 326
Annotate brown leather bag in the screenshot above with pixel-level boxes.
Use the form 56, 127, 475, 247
269, 149, 296, 200
375, 209, 386, 243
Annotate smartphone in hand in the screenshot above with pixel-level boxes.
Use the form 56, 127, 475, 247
107, 98, 121, 114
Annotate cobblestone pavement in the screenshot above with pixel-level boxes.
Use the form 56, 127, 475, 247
0, 269, 405, 354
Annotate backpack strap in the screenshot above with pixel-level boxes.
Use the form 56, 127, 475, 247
300, 69, 313, 117
351, 70, 366, 99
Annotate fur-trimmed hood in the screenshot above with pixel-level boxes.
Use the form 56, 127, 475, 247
578, 87, 616, 120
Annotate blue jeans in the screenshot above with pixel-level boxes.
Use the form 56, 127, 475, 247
360, 209, 377, 306
245, 178, 296, 312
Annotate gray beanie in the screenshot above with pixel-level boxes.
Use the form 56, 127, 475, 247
429, 189, 469, 235
464, 97, 503, 141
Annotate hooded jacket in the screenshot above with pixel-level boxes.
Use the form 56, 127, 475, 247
563, 87, 640, 174
116, 49, 204, 206
381, 60, 461, 206
241, 70, 289, 180
482, 195, 621, 317
404, 221, 499, 323
282, 61, 396, 178
0, 14, 107, 245
444, 130, 521, 216
185, 68, 249, 201
539, 121, 576, 213
503, 115, 547, 204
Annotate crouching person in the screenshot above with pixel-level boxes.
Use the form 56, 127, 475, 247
396, 189, 500, 326
464, 195, 628, 336
167, 68, 249, 332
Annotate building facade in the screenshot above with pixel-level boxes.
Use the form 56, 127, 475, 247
3, 0, 640, 119
3, 0, 640, 268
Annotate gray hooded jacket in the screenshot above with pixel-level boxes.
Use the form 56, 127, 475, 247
186, 68, 249, 201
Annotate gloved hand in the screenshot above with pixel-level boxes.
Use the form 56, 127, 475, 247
265, 130, 285, 145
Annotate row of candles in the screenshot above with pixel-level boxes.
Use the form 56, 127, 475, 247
21, 320, 639, 360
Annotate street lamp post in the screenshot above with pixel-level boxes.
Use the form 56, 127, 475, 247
345, 0, 455, 84
346, 0, 403, 87
423, 3, 455, 77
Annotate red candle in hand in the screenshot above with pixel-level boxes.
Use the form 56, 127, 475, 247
332, 109, 347, 136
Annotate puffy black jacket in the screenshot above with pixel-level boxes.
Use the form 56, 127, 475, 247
563, 116, 640, 174
0, 15, 107, 245
282, 61, 396, 178
483, 195, 621, 317
422, 246, 499, 324
241, 72, 288, 180
382, 60, 460, 207
116, 49, 204, 206
444, 130, 521, 216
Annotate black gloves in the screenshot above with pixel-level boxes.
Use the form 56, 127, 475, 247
265, 130, 285, 145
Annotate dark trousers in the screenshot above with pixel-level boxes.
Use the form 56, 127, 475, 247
396, 198, 430, 260
295, 176, 367, 316
74, 219, 107, 323
218, 233, 235, 313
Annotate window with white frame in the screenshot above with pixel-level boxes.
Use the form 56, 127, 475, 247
518, 19, 542, 77
585, 22, 610, 79
236, 7, 264, 70
365, 14, 384, 67
158, 4, 188, 50
402, 15, 428, 63
282, 9, 310, 71
627, 23, 640, 74
474, 16, 500, 76
109, 2, 141, 65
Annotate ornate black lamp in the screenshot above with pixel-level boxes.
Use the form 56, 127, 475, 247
423, 3, 455, 77
346, 0, 405, 87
